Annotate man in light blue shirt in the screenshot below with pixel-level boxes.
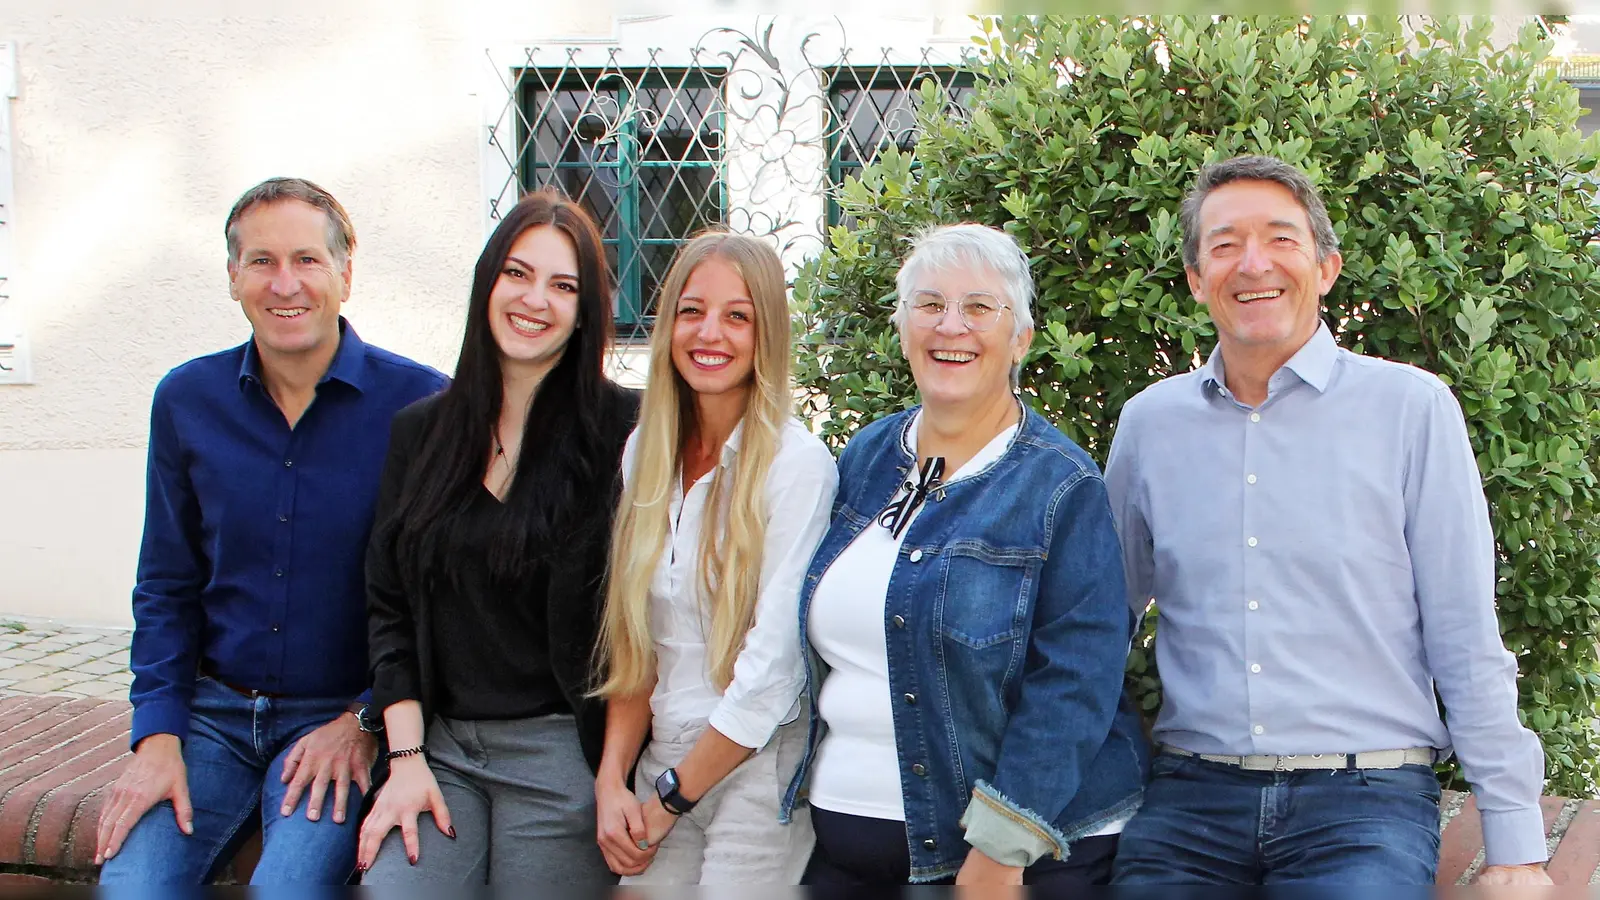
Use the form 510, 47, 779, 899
1105, 155, 1550, 885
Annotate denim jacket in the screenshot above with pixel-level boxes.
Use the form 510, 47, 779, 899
780, 405, 1149, 881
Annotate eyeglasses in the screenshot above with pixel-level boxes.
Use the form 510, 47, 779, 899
906, 290, 1011, 332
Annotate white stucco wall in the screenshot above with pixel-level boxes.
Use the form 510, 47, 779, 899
0, 5, 963, 625
0, 0, 617, 624
7, 8, 1579, 626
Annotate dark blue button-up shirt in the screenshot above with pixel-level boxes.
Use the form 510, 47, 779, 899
129, 319, 446, 747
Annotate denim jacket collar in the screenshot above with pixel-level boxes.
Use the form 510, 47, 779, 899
782, 404, 1149, 880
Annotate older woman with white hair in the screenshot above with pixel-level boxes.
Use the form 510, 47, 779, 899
780, 223, 1149, 889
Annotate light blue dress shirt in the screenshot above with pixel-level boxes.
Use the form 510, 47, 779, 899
1105, 323, 1547, 867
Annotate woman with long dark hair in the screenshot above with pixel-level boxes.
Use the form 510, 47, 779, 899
356, 191, 638, 883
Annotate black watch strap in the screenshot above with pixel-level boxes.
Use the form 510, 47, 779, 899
655, 767, 696, 816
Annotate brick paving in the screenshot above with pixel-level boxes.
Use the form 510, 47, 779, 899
0, 618, 132, 700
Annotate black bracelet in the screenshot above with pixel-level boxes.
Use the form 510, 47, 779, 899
385, 746, 426, 761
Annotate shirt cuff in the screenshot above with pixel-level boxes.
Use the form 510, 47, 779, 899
708, 691, 800, 751
1481, 804, 1550, 867
130, 699, 192, 750
959, 780, 1069, 868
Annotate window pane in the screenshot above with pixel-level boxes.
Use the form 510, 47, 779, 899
521, 67, 728, 327
638, 165, 721, 240
826, 68, 974, 227
637, 242, 681, 322
636, 83, 723, 163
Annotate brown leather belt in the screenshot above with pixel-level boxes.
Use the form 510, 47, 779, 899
199, 661, 288, 699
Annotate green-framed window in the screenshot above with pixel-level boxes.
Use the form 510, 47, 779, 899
826, 66, 976, 228
520, 67, 728, 335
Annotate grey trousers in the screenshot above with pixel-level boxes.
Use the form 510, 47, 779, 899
621, 717, 814, 885
362, 713, 614, 885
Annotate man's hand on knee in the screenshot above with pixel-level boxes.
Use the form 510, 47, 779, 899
279, 711, 377, 825
96, 733, 192, 864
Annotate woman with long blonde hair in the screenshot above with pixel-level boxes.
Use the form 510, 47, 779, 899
591, 231, 836, 884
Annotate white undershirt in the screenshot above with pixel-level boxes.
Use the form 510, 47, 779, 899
808, 409, 1131, 839
807, 412, 1017, 820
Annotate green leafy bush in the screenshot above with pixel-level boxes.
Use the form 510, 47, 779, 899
792, 15, 1600, 795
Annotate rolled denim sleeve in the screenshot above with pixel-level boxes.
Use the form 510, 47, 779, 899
1406, 385, 1547, 867
959, 469, 1133, 866
709, 434, 838, 749
128, 380, 207, 748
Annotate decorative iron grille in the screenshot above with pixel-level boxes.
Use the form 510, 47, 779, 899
827, 65, 976, 228
486, 20, 978, 341
520, 61, 728, 331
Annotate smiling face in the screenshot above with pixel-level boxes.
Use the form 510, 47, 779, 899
227, 199, 350, 359
1187, 179, 1342, 361
487, 225, 582, 377
902, 264, 1031, 412
669, 257, 758, 404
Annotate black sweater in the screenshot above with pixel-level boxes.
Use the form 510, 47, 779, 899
365, 383, 639, 773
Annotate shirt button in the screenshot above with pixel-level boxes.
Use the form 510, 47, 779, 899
1246, 474, 1257, 485
1248, 600, 1260, 611
908, 549, 924, 563
1253, 725, 1265, 735
904, 693, 917, 705
1250, 663, 1262, 674
284, 459, 294, 468
1247, 537, 1258, 547
274, 568, 284, 577
278, 514, 289, 523
272, 624, 281, 632
892, 615, 906, 629
923, 839, 937, 851
912, 763, 927, 776
1249, 413, 1261, 423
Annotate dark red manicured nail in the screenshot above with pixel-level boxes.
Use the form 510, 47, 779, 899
408, 854, 418, 866
447, 827, 457, 840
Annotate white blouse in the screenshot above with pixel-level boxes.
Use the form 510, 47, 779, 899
807, 412, 1018, 820
622, 416, 838, 750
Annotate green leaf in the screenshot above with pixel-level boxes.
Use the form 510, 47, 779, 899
789, 13, 1600, 798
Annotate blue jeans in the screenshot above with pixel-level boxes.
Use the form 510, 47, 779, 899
98, 675, 361, 885
1112, 752, 1442, 885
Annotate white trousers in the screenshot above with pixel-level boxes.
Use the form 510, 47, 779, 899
621, 717, 813, 885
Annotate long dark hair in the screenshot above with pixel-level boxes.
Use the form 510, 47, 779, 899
388, 190, 616, 593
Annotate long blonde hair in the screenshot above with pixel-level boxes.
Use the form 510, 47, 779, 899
593, 232, 793, 698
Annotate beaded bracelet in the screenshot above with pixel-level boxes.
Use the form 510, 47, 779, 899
385, 746, 426, 761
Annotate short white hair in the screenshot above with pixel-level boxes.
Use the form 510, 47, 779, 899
892, 223, 1035, 342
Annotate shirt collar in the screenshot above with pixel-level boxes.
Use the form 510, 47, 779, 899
238, 317, 367, 393
1199, 321, 1337, 397
718, 418, 746, 465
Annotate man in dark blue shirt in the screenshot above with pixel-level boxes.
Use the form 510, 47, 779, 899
95, 177, 447, 883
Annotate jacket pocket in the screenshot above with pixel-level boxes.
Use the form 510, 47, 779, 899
937, 541, 1036, 649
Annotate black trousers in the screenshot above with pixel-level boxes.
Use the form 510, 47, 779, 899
803, 806, 1118, 893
